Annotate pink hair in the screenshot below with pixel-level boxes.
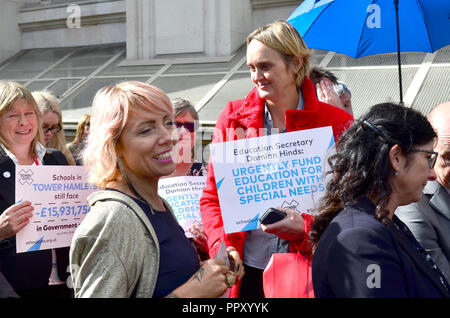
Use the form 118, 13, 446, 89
83, 81, 173, 188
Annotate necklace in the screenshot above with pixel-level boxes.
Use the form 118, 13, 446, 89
117, 157, 157, 215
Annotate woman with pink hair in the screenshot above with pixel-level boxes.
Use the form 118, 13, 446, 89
69, 81, 243, 298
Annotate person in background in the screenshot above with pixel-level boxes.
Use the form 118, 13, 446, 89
168, 98, 207, 177
396, 101, 450, 283
70, 81, 244, 298
311, 103, 449, 297
164, 98, 209, 259
0, 81, 71, 298
200, 20, 353, 298
67, 114, 90, 165
32, 90, 76, 165
336, 81, 352, 115
309, 66, 353, 116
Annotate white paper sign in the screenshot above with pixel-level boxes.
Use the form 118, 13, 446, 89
158, 176, 206, 238
209, 126, 335, 234
15, 165, 97, 253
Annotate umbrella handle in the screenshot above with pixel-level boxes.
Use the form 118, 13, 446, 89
394, 0, 404, 105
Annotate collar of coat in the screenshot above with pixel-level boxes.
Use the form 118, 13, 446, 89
228, 76, 329, 133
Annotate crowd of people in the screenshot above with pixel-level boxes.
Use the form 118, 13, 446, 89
0, 19, 448, 298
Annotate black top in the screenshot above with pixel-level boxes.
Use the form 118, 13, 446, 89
108, 189, 200, 298
187, 162, 207, 176
0, 147, 70, 294
312, 197, 449, 298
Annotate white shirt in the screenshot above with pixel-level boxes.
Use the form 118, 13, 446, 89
0, 142, 46, 166
243, 90, 304, 269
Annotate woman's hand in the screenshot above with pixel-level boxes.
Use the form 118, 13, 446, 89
188, 223, 208, 254
168, 258, 229, 298
226, 246, 245, 282
260, 207, 305, 241
0, 201, 34, 241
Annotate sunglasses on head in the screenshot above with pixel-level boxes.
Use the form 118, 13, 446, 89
174, 121, 195, 132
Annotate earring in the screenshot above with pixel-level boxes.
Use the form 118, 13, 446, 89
394, 171, 399, 176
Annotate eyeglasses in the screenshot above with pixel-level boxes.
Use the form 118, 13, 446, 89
409, 148, 438, 169
43, 124, 62, 134
174, 121, 195, 132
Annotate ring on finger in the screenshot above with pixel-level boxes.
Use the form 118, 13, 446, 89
225, 271, 236, 288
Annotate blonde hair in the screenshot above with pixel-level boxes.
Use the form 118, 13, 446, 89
83, 81, 173, 188
247, 20, 311, 87
71, 113, 91, 145
0, 81, 43, 158
32, 90, 75, 165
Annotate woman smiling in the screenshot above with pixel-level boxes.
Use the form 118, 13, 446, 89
69, 81, 243, 298
0, 81, 71, 298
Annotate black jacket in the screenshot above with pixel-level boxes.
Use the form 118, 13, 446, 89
312, 197, 449, 298
0, 147, 70, 292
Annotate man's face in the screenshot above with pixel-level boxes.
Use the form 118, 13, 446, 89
339, 92, 353, 116
433, 117, 450, 188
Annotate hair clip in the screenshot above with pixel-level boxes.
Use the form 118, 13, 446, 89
362, 120, 383, 136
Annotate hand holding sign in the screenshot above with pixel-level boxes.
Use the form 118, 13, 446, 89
15, 165, 96, 253
210, 126, 335, 234
260, 206, 305, 241
158, 176, 206, 238
188, 223, 208, 253
0, 201, 34, 241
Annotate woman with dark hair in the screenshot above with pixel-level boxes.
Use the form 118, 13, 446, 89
311, 103, 449, 298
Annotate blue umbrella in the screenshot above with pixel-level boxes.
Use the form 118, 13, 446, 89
287, 0, 450, 104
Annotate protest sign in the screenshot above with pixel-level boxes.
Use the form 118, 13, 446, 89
209, 126, 334, 234
158, 176, 206, 238
15, 165, 96, 253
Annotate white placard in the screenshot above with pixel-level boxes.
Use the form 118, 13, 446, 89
209, 126, 335, 234
15, 165, 97, 253
158, 176, 206, 238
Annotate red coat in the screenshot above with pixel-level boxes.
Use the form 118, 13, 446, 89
200, 77, 353, 297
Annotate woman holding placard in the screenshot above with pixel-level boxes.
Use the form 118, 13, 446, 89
165, 98, 209, 259
199, 20, 353, 297
0, 81, 71, 297
169, 98, 207, 177
70, 81, 243, 297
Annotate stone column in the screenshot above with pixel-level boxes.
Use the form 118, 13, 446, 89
126, 0, 252, 61
0, 0, 21, 64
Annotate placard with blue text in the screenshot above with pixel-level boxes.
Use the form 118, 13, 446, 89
158, 176, 206, 238
209, 126, 335, 234
15, 165, 97, 253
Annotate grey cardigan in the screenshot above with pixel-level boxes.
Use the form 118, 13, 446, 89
70, 190, 176, 298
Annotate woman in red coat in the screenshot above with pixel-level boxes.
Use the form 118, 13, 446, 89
200, 20, 353, 298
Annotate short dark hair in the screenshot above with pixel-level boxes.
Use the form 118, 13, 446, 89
172, 98, 199, 121
309, 66, 338, 86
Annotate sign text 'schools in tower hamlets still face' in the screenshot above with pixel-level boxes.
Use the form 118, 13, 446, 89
15, 165, 96, 253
